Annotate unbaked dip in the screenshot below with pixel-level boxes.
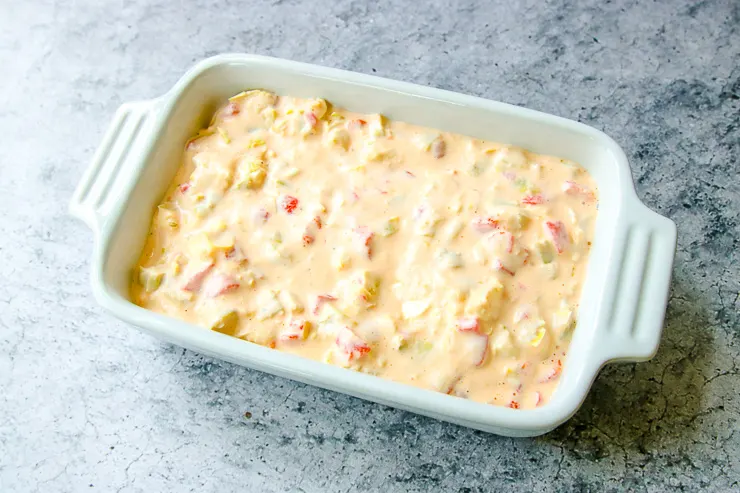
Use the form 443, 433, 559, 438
132, 90, 598, 410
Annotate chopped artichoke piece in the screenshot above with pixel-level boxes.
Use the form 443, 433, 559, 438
505, 212, 530, 232
414, 208, 442, 237
332, 249, 352, 271
443, 217, 464, 242
402, 299, 431, 319
356, 271, 380, 304
192, 191, 223, 218
280, 291, 304, 313
169, 253, 188, 276
233, 158, 267, 190
469, 159, 488, 176
361, 142, 395, 163
246, 137, 266, 148
157, 203, 179, 229
417, 341, 434, 352
327, 127, 351, 150
283, 167, 301, 179
167, 289, 193, 303
438, 249, 463, 269
380, 217, 400, 237
391, 334, 410, 351
238, 270, 258, 288
138, 266, 164, 293
492, 147, 528, 170
514, 318, 547, 347
327, 112, 345, 126
210, 310, 239, 335
490, 328, 514, 355
216, 126, 231, 144
466, 280, 504, 322
414, 132, 441, 152
552, 306, 575, 335
261, 107, 277, 124
228, 90, 277, 110
309, 98, 328, 119
211, 234, 235, 252
188, 162, 233, 193
187, 233, 215, 258
530, 327, 547, 347
535, 240, 555, 264
317, 302, 349, 324
368, 114, 388, 137
256, 290, 284, 320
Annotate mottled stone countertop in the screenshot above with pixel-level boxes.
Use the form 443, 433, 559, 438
1, 0, 738, 491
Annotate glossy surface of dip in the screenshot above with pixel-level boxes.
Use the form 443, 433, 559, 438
132, 90, 598, 409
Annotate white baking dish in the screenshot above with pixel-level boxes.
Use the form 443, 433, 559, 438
69, 54, 676, 437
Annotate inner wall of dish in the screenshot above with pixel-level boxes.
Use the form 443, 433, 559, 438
105, 61, 620, 390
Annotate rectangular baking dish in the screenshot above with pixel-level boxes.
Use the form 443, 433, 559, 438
69, 54, 676, 437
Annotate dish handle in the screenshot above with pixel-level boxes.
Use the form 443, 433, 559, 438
596, 202, 677, 363
69, 99, 158, 233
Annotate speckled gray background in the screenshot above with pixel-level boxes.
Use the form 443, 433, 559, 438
1, 0, 738, 491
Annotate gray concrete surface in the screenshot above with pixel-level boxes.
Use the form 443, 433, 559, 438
1, 0, 738, 491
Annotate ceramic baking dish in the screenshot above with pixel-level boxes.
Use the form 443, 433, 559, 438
69, 54, 676, 437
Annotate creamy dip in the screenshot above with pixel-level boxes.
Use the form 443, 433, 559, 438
132, 90, 598, 410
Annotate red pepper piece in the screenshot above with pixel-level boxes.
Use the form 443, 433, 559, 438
280, 195, 299, 214
471, 216, 501, 232
544, 220, 569, 253
279, 319, 309, 342
182, 263, 214, 292
521, 194, 545, 205
336, 327, 371, 361
203, 273, 240, 297
456, 317, 481, 333
312, 294, 337, 315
